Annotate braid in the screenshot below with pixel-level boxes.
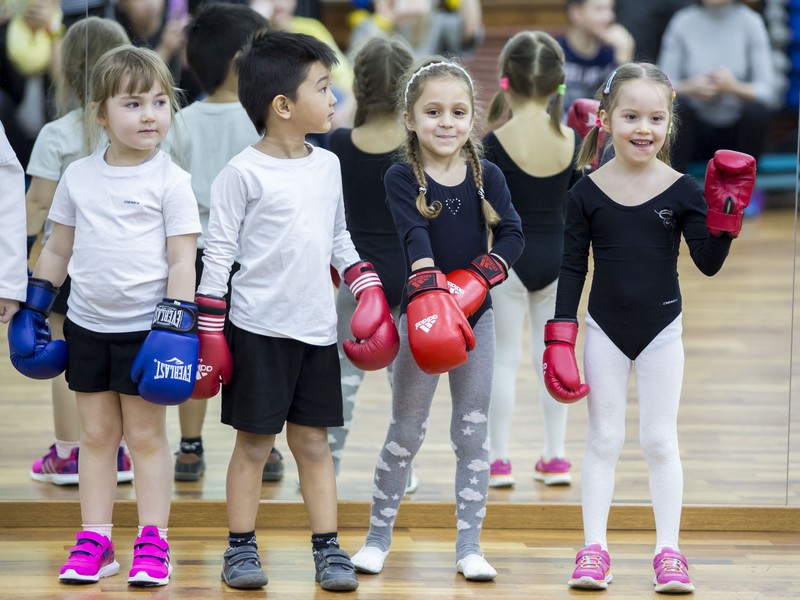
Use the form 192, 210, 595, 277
409, 136, 441, 219
464, 139, 500, 227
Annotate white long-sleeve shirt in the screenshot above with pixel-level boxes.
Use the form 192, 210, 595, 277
0, 124, 27, 302
198, 144, 360, 345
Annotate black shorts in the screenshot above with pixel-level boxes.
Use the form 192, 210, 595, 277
63, 317, 148, 395
221, 324, 343, 434
51, 274, 71, 315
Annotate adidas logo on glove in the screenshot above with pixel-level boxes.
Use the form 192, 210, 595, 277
415, 314, 438, 333
448, 281, 465, 296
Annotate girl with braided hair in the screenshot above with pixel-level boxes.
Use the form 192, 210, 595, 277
351, 57, 524, 581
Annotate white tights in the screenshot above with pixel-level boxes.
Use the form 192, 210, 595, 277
581, 313, 685, 552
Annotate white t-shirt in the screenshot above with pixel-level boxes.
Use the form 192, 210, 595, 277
26, 108, 108, 243
162, 101, 260, 248
198, 144, 360, 345
0, 123, 27, 302
49, 149, 201, 333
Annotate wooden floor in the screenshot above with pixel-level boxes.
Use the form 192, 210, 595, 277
2, 526, 800, 599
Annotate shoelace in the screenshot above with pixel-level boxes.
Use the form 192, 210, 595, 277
578, 553, 605, 572
658, 556, 687, 575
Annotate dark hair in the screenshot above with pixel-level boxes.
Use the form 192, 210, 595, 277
488, 30, 565, 134
237, 30, 338, 135
576, 62, 677, 170
352, 37, 414, 127
185, 4, 268, 94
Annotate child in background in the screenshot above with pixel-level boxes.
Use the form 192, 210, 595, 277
0, 123, 27, 324
543, 63, 755, 592
557, 0, 634, 113
482, 30, 582, 488
14, 45, 201, 586
324, 35, 413, 484
351, 58, 524, 581
162, 2, 267, 483
24, 16, 133, 486
197, 30, 397, 591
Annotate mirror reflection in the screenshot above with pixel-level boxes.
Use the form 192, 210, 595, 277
0, 0, 797, 508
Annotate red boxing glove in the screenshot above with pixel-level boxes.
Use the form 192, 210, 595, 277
343, 261, 399, 371
447, 253, 507, 317
542, 319, 589, 403
191, 295, 233, 399
406, 267, 476, 375
704, 149, 756, 238
566, 98, 604, 170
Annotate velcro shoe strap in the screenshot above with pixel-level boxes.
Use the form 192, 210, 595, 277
133, 537, 169, 561
317, 547, 355, 570
69, 532, 109, 558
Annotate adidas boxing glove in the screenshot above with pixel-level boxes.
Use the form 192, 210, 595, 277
542, 319, 590, 403
191, 295, 233, 399
446, 253, 507, 317
705, 149, 757, 238
406, 267, 475, 375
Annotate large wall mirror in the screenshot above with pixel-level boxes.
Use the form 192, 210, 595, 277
1, 0, 798, 510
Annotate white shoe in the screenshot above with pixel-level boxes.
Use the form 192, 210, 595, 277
404, 467, 419, 495
351, 546, 389, 574
456, 554, 497, 581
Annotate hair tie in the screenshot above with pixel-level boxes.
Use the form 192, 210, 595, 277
557, 83, 566, 96
603, 70, 617, 95
665, 74, 677, 101
418, 186, 427, 196
477, 187, 486, 201
404, 61, 474, 107
594, 116, 602, 128
668, 122, 673, 135
499, 77, 509, 91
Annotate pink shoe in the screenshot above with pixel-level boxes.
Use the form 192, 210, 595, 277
59, 530, 120, 583
127, 526, 172, 586
31, 445, 79, 485
653, 547, 695, 593
568, 544, 612, 589
116, 445, 134, 483
489, 459, 515, 488
534, 456, 572, 485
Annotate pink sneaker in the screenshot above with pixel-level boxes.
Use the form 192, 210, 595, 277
116, 446, 134, 484
59, 530, 120, 583
653, 548, 695, 593
568, 544, 612, 589
127, 526, 172, 586
31, 444, 134, 485
534, 456, 572, 485
489, 459, 515, 488
31, 445, 79, 485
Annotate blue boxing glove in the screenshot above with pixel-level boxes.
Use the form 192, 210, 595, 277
131, 299, 199, 405
8, 278, 68, 379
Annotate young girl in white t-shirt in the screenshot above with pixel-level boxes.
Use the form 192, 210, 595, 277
24, 45, 201, 587
25, 17, 133, 487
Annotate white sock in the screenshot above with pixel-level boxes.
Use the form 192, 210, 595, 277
83, 523, 113, 539
456, 554, 497, 581
55, 440, 80, 459
351, 546, 389, 574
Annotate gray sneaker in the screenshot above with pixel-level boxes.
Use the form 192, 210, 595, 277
262, 447, 284, 482
221, 545, 268, 589
313, 546, 359, 591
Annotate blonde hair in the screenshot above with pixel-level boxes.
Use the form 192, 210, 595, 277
88, 46, 179, 150
400, 58, 500, 227
488, 30, 566, 135
576, 62, 677, 171
56, 17, 129, 116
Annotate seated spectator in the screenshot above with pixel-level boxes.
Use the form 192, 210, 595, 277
659, 0, 780, 176
557, 0, 634, 113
